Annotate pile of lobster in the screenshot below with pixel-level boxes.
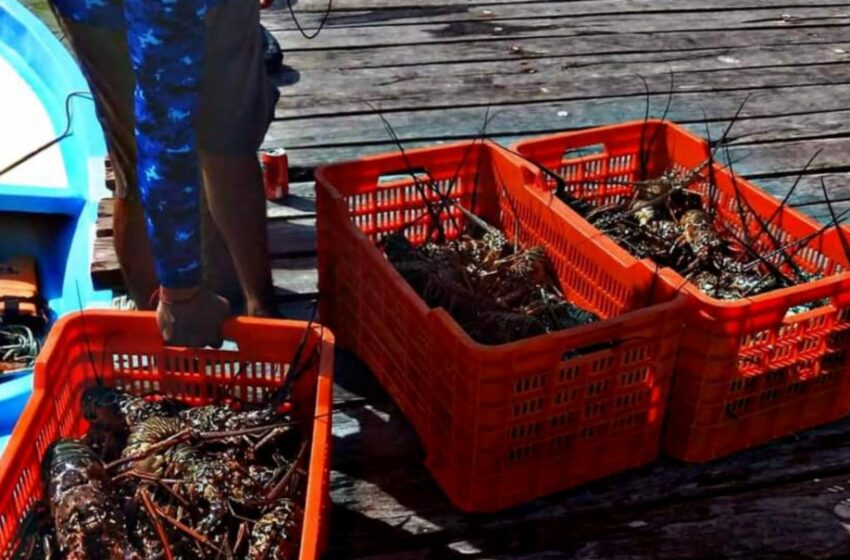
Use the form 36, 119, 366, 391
14, 385, 307, 560
383, 208, 598, 345
559, 163, 823, 304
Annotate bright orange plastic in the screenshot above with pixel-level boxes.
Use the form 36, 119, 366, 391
316, 140, 685, 512
0, 311, 334, 560
513, 121, 850, 462
0, 256, 44, 322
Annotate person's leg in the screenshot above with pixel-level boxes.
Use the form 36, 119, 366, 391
113, 197, 159, 310
200, 184, 244, 307
199, 152, 275, 316
197, 0, 278, 316
52, 17, 159, 309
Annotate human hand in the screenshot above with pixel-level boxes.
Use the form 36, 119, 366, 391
156, 286, 230, 347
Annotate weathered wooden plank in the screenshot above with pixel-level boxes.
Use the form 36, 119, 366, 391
96, 201, 113, 239
274, 58, 850, 119
721, 136, 850, 179
268, 0, 850, 32
266, 182, 317, 218
279, 108, 850, 171
276, 27, 850, 71
276, 0, 850, 14
276, 129, 850, 187
272, 256, 318, 299
759, 173, 850, 224
91, 237, 124, 290
266, 7, 850, 49
350, 472, 850, 559
268, 217, 317, 257
266, 84, 850, 150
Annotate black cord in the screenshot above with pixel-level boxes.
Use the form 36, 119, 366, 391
0, 91, 93, 179
75, 280, 105, 385
286, 0, 332, 40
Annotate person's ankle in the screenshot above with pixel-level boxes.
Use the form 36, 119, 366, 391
246, 298, 276, 317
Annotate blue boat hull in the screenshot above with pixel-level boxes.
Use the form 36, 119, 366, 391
0, 0, 114, 443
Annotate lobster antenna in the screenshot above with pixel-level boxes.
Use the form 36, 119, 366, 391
366, 101, 455, 241
443, 105, 507, 235
637, 74, 652, 182
437, 103, 499, 236
773, 205, 850, 265
701, 109, 720, 221
379, 103, 504, 241
751, 149, 821, 243
723, 144, 806, 280
723, 144, 754, 248
639, 72, 675, 180
820, 176, 850, 266
75, 280, 103, 385
490, 153, 523, 251
792, 196, 850, 209
286, 300, 319, 383
657, 71, 676, 125
467, 104, 495, 217
269, 300, 321, 407
715, 219, 794, 286
711, 95, 750, 163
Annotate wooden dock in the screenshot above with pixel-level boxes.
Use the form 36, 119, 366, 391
92, 1, 850, 558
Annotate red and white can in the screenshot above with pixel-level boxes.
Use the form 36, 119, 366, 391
260, 147, 289, 200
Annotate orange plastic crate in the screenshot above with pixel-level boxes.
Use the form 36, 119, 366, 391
512, 120, 850, 462
0, 311, 334, 560
316, 140, 684, 512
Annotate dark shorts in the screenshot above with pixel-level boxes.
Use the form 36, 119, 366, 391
56, 0, 279, 199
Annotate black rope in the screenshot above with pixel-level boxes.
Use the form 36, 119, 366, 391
286, 0, 332, 40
